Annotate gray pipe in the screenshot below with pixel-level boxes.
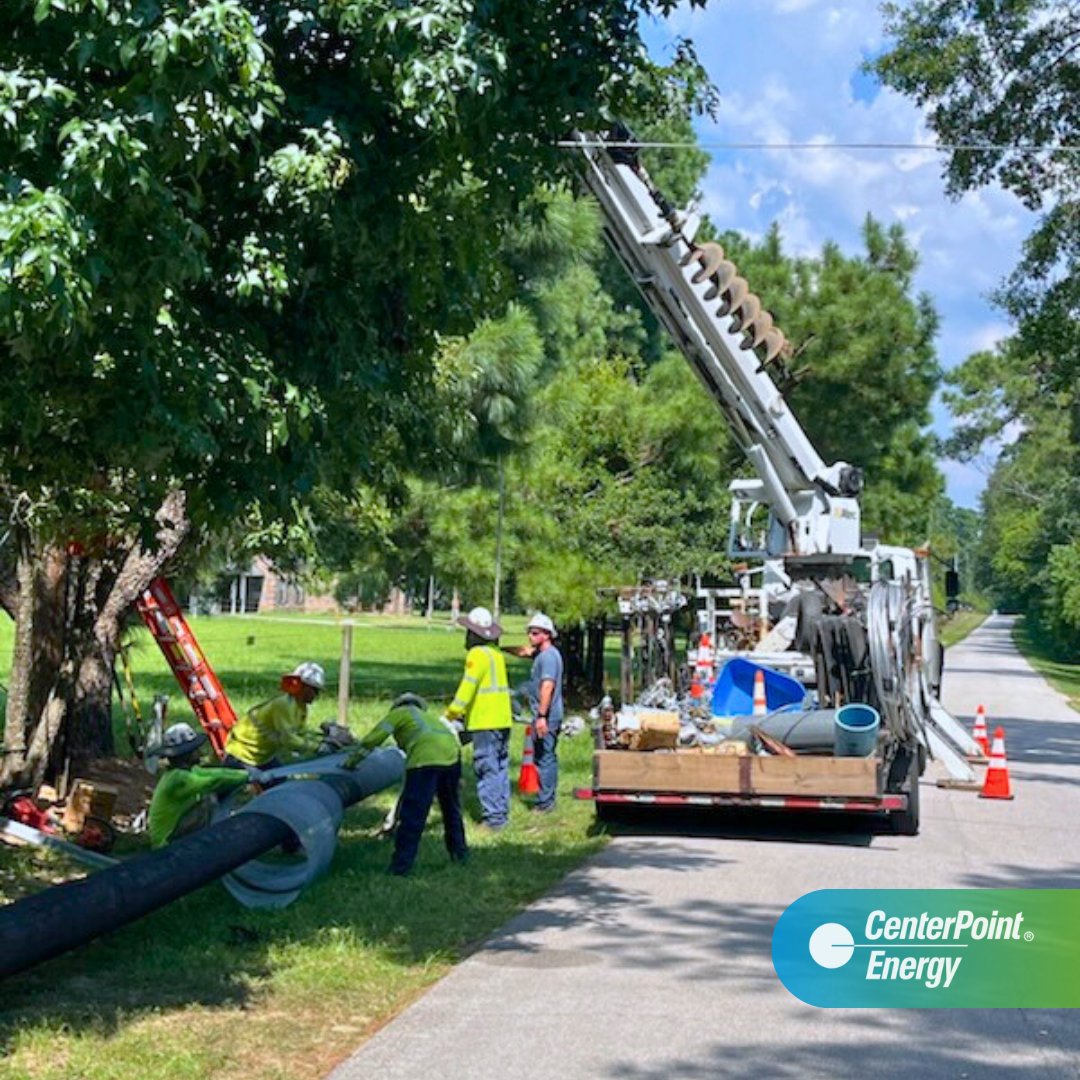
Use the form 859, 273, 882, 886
217, 749, 404, 909
727, 709, 841, 751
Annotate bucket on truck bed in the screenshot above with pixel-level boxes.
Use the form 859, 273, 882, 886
712, 658, 807, 717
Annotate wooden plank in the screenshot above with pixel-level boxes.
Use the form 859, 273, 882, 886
594, 750, 879, 798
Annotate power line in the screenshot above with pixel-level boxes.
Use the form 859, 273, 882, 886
557, 139, 1080, 154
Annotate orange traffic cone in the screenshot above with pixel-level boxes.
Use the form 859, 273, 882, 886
518, 724, 540, 795
752, 668, 767, 716
697, 633, 715, 687
971, 705, 990, 757
979, 726, 1014, 800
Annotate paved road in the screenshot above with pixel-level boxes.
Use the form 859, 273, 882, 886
331, 616, 1080, 1080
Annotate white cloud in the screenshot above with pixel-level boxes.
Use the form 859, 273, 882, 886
968, 321, 1013, 354
642, 2, 1038, 506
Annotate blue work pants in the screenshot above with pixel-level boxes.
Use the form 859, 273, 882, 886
390, 761, 468, 875
534, 725, 560, 810
471, 728, 511, 827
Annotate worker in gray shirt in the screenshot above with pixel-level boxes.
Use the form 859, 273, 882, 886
520, 612, 564, 812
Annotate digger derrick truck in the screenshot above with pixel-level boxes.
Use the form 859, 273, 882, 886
567, 131, 982, 834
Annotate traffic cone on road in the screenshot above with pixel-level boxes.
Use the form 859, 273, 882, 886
752, 668, 768, 716
518, 725, 540, 795
971, 705, 990, 757
978, 727, 1014, 801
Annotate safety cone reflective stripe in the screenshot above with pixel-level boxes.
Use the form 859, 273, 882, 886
518, 724, 540, 795
752, 669, 767, 716
971, 705, 990, 757
979, 726, 1014, 801
697, 633, 715, 684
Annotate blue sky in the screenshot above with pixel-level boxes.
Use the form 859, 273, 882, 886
642, 1, 1034, 508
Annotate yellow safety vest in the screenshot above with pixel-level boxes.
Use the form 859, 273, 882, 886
446, 645, 512, 731
224, 692, 309, 765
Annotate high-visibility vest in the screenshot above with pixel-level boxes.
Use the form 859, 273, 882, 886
358, 704, 461, 770
447, 645, 512, 731
225, 692, 308, 766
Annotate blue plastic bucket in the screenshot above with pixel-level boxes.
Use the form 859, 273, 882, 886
834, 704, 880, 757
711, 657, 808, 717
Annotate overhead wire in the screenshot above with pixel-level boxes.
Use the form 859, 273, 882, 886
557, 139, 1080, 154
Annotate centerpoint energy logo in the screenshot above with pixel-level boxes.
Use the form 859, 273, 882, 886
808, 908, 1024, 989
772, 890, 1079, 1008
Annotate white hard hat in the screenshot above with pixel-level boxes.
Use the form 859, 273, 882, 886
457, 606, 503, 641
527, 612, 557, 637
291, 661, 326, 691
157, 721, 207, 758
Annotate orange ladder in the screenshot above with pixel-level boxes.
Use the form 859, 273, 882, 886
136, 578, 237, 757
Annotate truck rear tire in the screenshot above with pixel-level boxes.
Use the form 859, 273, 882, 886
889, 748, 921, 836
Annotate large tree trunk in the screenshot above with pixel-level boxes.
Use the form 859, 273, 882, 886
0, 493, 189, 789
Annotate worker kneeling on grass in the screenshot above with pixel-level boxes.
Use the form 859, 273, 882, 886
223, 661, 326, 772
346, 694, 468, 876
148, 723, 259, 848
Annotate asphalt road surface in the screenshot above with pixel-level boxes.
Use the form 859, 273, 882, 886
331, 615, 1079, 1080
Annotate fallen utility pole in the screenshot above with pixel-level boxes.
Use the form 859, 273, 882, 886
0, 750, 402, 980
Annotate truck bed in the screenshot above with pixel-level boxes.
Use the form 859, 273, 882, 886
593, 748, 879, 798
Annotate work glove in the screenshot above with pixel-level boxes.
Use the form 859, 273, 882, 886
393, 692, 428, 711
440, 714, 469, 744
316, 722, 356, 755
344, 748, 370, 771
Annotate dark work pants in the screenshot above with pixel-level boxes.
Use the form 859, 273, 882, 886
391, 760, 468, 875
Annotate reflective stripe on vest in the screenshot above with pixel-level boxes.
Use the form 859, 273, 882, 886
465, 646, 512, 731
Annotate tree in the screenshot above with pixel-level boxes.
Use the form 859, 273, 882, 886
873, 1, 1079, 398
717, 218, 943, 543
0, 0, 715, 785
434, 305, 543, 616
875, 3, 1080, 650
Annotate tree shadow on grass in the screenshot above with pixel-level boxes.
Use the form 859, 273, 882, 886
0, 796, 608, 1049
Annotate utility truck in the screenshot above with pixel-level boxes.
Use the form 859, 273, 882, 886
567, 130, 981, 834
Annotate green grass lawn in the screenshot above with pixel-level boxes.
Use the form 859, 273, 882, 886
1012, 620, 1080, 713
0, 613, 608, 1080
939, 609, 987, 650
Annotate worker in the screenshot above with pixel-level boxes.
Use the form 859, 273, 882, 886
223, 661, 325, 771
509, 612, 564, 813
347, 693, 467, 876
147, 722, 254, 848
445, 606, 513, 830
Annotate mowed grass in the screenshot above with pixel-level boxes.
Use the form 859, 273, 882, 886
0, 612, 609, 1080
939, 609, 987, 649
1012, 620, 1080, 713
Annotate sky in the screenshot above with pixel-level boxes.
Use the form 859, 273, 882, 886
642, 0, 1035, 508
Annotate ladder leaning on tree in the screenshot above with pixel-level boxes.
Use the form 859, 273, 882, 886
135, 578, 237, 757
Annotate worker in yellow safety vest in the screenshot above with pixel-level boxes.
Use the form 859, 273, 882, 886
223, 661, 325, 771
445, 607, 513, 829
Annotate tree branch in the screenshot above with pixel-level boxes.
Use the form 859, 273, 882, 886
93, 490, 190, 642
